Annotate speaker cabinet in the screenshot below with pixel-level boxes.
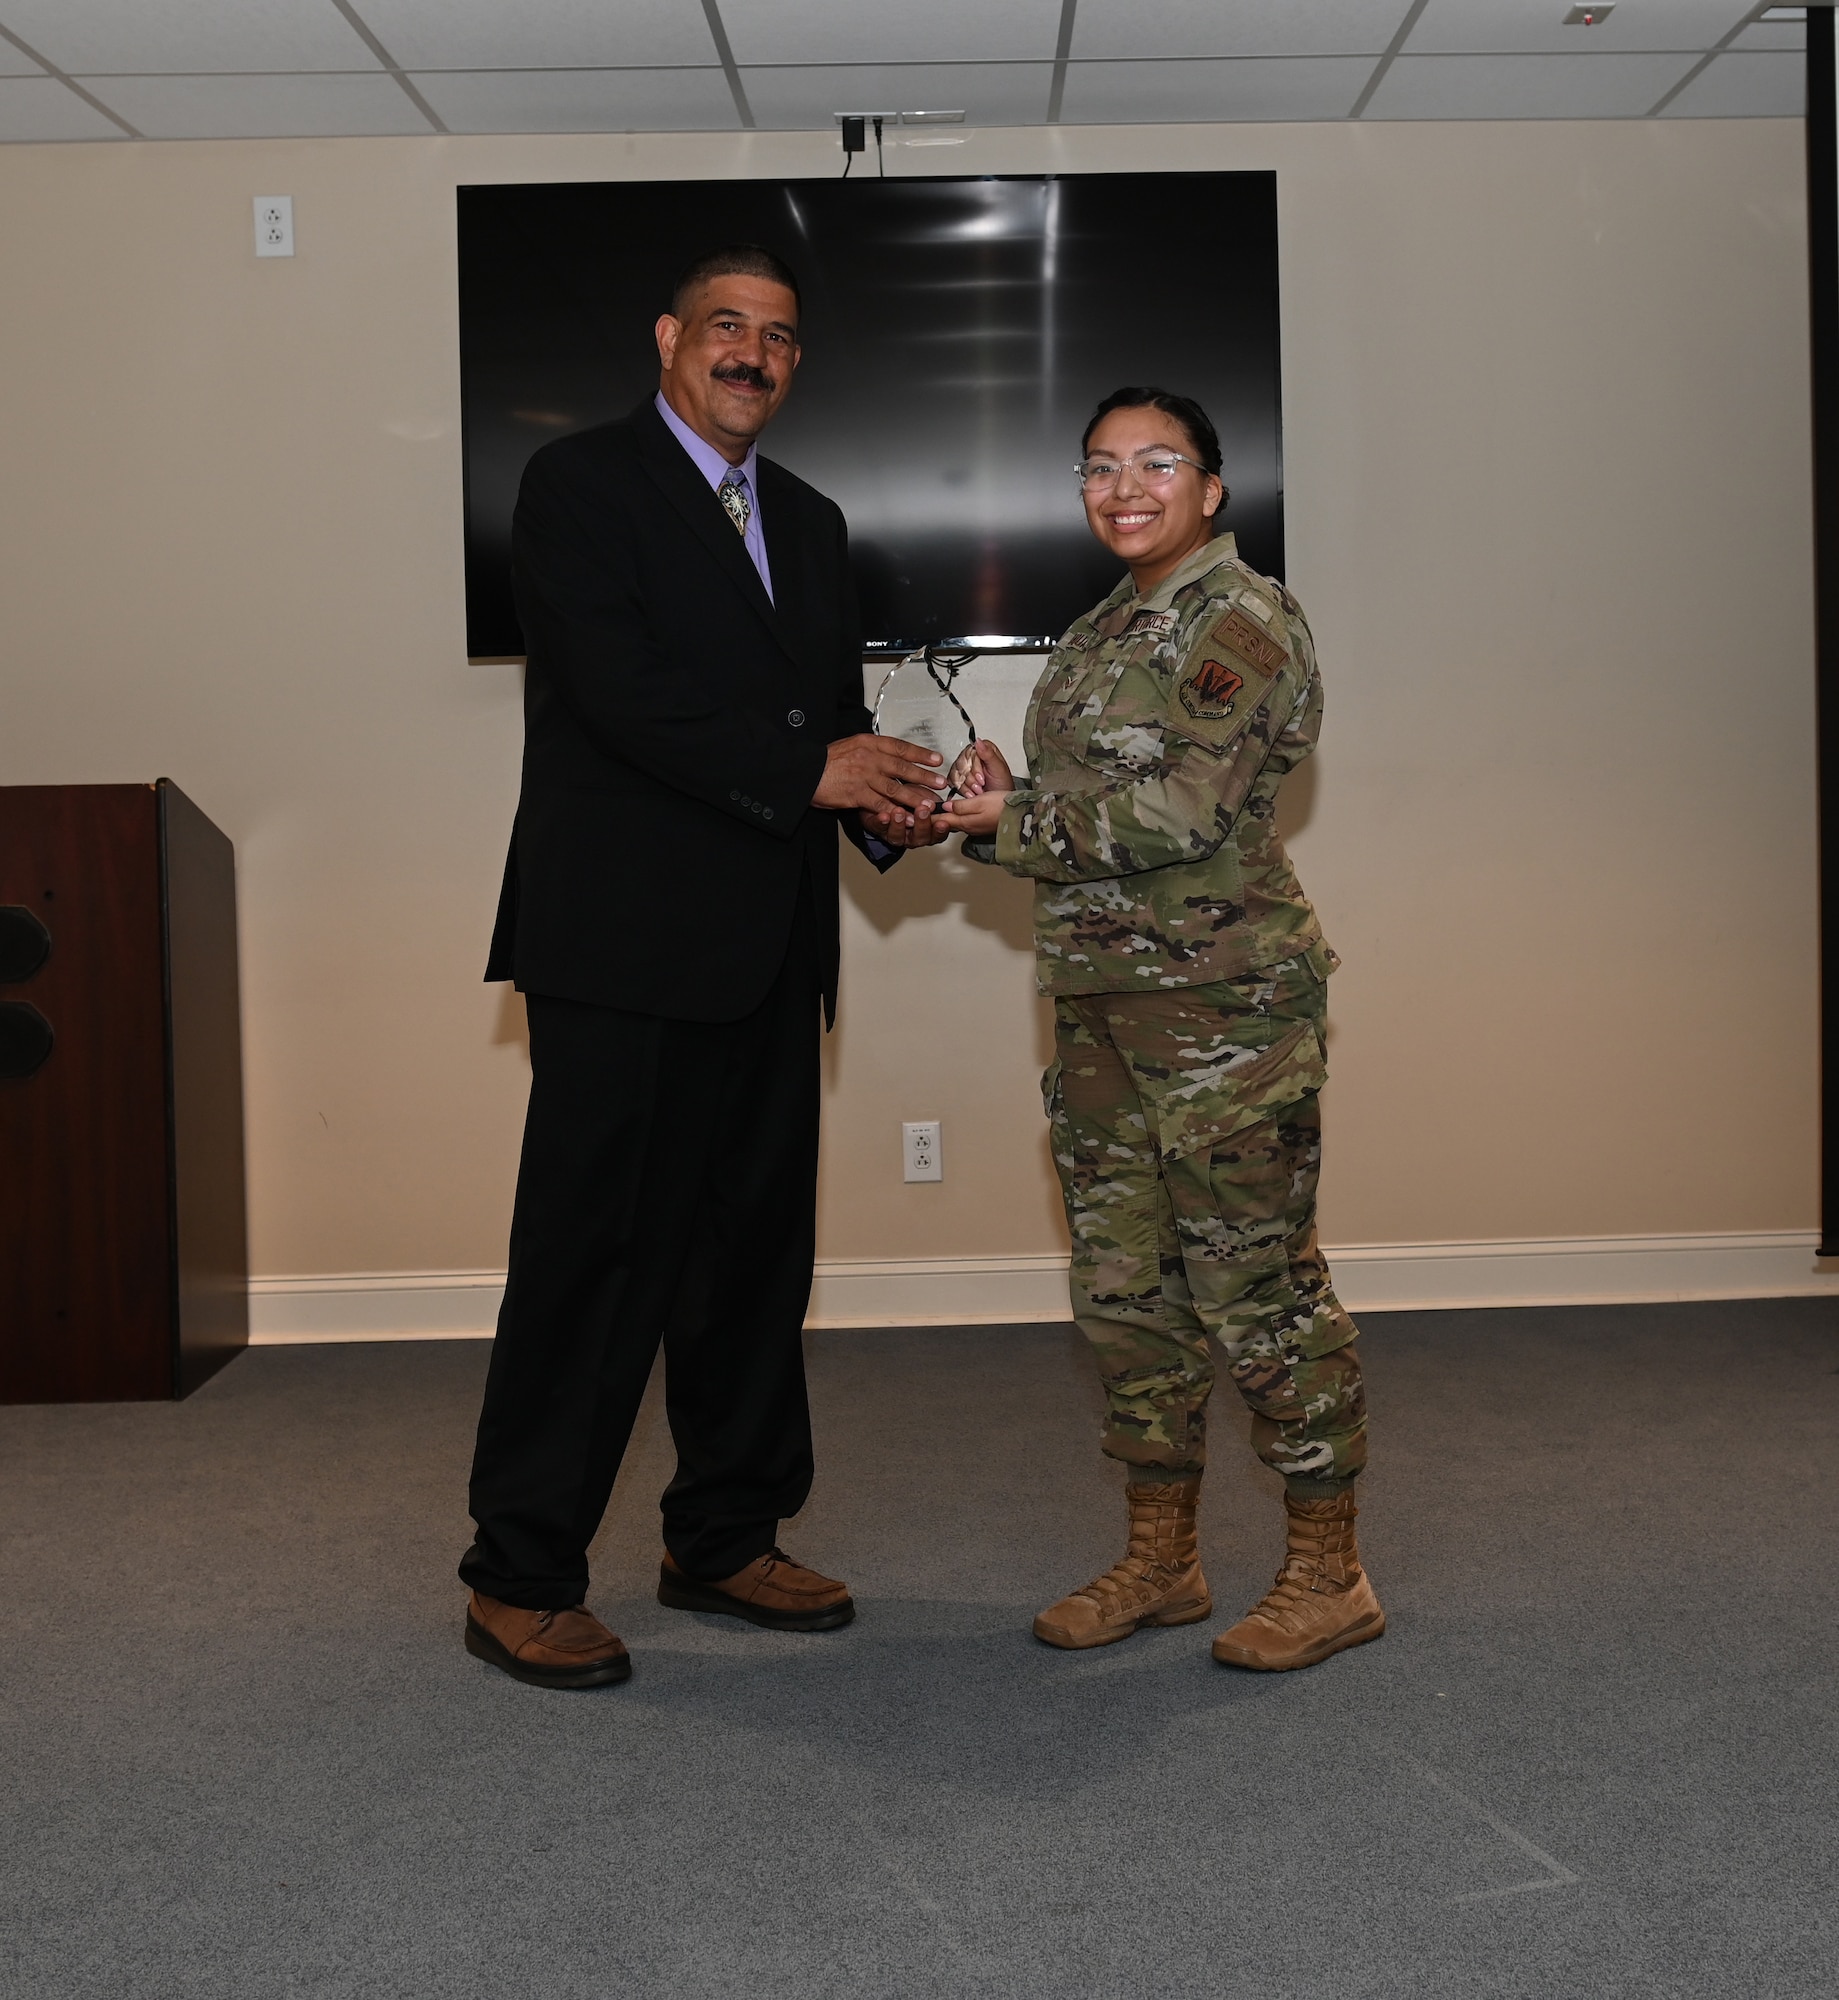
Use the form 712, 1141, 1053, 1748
0, 781, 248, 1402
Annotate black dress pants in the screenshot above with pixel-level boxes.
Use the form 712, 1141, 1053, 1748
460, 885, 822, 1608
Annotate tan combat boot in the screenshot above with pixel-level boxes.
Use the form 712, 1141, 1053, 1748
1211, 1488, 1384, 1671
1033, 1477, 1211, 1650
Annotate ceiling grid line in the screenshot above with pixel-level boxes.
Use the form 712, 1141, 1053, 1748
1046, 0, 1078, 125
36, 54, 1783, 78
1646, 6, 1775, 116
0, 4, 1806, 145
0, 18, 140, 137
1350, 0, 1436, 119
325, 0, 446, 133
700, 0, 756, 130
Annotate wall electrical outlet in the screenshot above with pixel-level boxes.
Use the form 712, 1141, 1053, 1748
902, 1121, 943, 1183
254, 196, 294, 257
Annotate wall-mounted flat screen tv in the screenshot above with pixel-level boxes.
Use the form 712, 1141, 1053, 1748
458, 171, 1282, 658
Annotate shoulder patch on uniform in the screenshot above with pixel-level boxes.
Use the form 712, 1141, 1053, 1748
1235, 591, 1276, 625
1178, 657, 1244, 720
1210, 607, 1287, 675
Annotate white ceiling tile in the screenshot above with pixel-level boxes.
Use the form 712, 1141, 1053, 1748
1660, 49, 1804, 114
90, 72, 432, 138
355, 1, 719, 71
740, 61, 1054, 127
0, 1, 380, 75
1728, 21, 1805, 52
1365, 50, 1697, 115
0, 37, 46, 76
1073, 0, 1410, 60
0, 75, 124, 139
1060, 56, 1376, 121
1405, 0, 1755, 55
722, 0, 1063, 65
413, 67, 738, 132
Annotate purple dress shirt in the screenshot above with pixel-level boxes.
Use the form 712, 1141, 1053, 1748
654, 392, 774, 602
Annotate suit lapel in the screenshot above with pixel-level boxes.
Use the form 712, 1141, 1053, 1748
757, 460, 813, 663
632, 401, 812, 675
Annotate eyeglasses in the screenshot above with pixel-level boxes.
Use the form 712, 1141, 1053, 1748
1074, 449, 1209, 491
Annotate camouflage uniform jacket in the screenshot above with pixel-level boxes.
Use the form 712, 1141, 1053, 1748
970, 533, 1331, 996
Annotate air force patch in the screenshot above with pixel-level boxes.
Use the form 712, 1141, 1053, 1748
1178, 657, 1245, 720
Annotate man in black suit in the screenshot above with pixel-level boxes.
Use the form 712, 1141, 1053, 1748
460, 245, 946, 1689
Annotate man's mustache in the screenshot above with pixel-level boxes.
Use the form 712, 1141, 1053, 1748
711, 362, 771, 390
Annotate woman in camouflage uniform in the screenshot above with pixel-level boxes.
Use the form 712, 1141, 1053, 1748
947, 388, 1382, 1672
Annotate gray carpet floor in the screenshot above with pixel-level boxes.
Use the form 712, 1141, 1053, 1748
3, 1301, 1838, 1998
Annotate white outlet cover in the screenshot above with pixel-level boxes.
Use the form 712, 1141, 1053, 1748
254, 195, 294, 258
902, 1121, 943, 1183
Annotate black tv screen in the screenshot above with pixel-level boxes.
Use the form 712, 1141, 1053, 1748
458, 171, 1282, 658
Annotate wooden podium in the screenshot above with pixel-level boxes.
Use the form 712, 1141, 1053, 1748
0, 782, 248, 1401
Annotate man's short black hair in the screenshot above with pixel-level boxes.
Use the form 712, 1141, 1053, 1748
670, 245, 802, 323
1082, 386, 1226, 496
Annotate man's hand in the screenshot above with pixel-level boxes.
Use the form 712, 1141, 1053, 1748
860, 807, 950, 848
815, 733, 944, 827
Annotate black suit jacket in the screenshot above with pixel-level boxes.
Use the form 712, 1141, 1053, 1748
487, 398, 893, 1022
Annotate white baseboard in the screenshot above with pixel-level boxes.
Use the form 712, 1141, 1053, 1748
1329, 1230, 1837, 1312
246, 1230, 1839, 1345
248, 1269, 507, 1343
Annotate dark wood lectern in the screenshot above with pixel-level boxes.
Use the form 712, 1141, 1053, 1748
0, 782, 248, 1401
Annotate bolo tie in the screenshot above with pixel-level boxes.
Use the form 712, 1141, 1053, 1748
717, 470, 751, 538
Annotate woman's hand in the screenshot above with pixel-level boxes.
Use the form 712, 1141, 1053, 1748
958, 740, 1015, 797
942, 740, 1015, 837
944, 787, 1011, 838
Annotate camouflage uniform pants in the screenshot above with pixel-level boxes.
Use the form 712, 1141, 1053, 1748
1046, 952, 1365, 1492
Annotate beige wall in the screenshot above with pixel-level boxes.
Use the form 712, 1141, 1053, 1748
0, 117, 1813, 1279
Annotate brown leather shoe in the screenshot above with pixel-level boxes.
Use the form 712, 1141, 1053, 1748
657, 1548, 855, 1631
1033, 1477, 1211, 1650
464, 1591, 631, 1688
1211, 1489, 1385, 1671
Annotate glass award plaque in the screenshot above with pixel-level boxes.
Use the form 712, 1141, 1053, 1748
871, 648, 980, 795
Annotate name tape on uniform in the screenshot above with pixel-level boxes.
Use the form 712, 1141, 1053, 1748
1210, 607, 1287, 676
